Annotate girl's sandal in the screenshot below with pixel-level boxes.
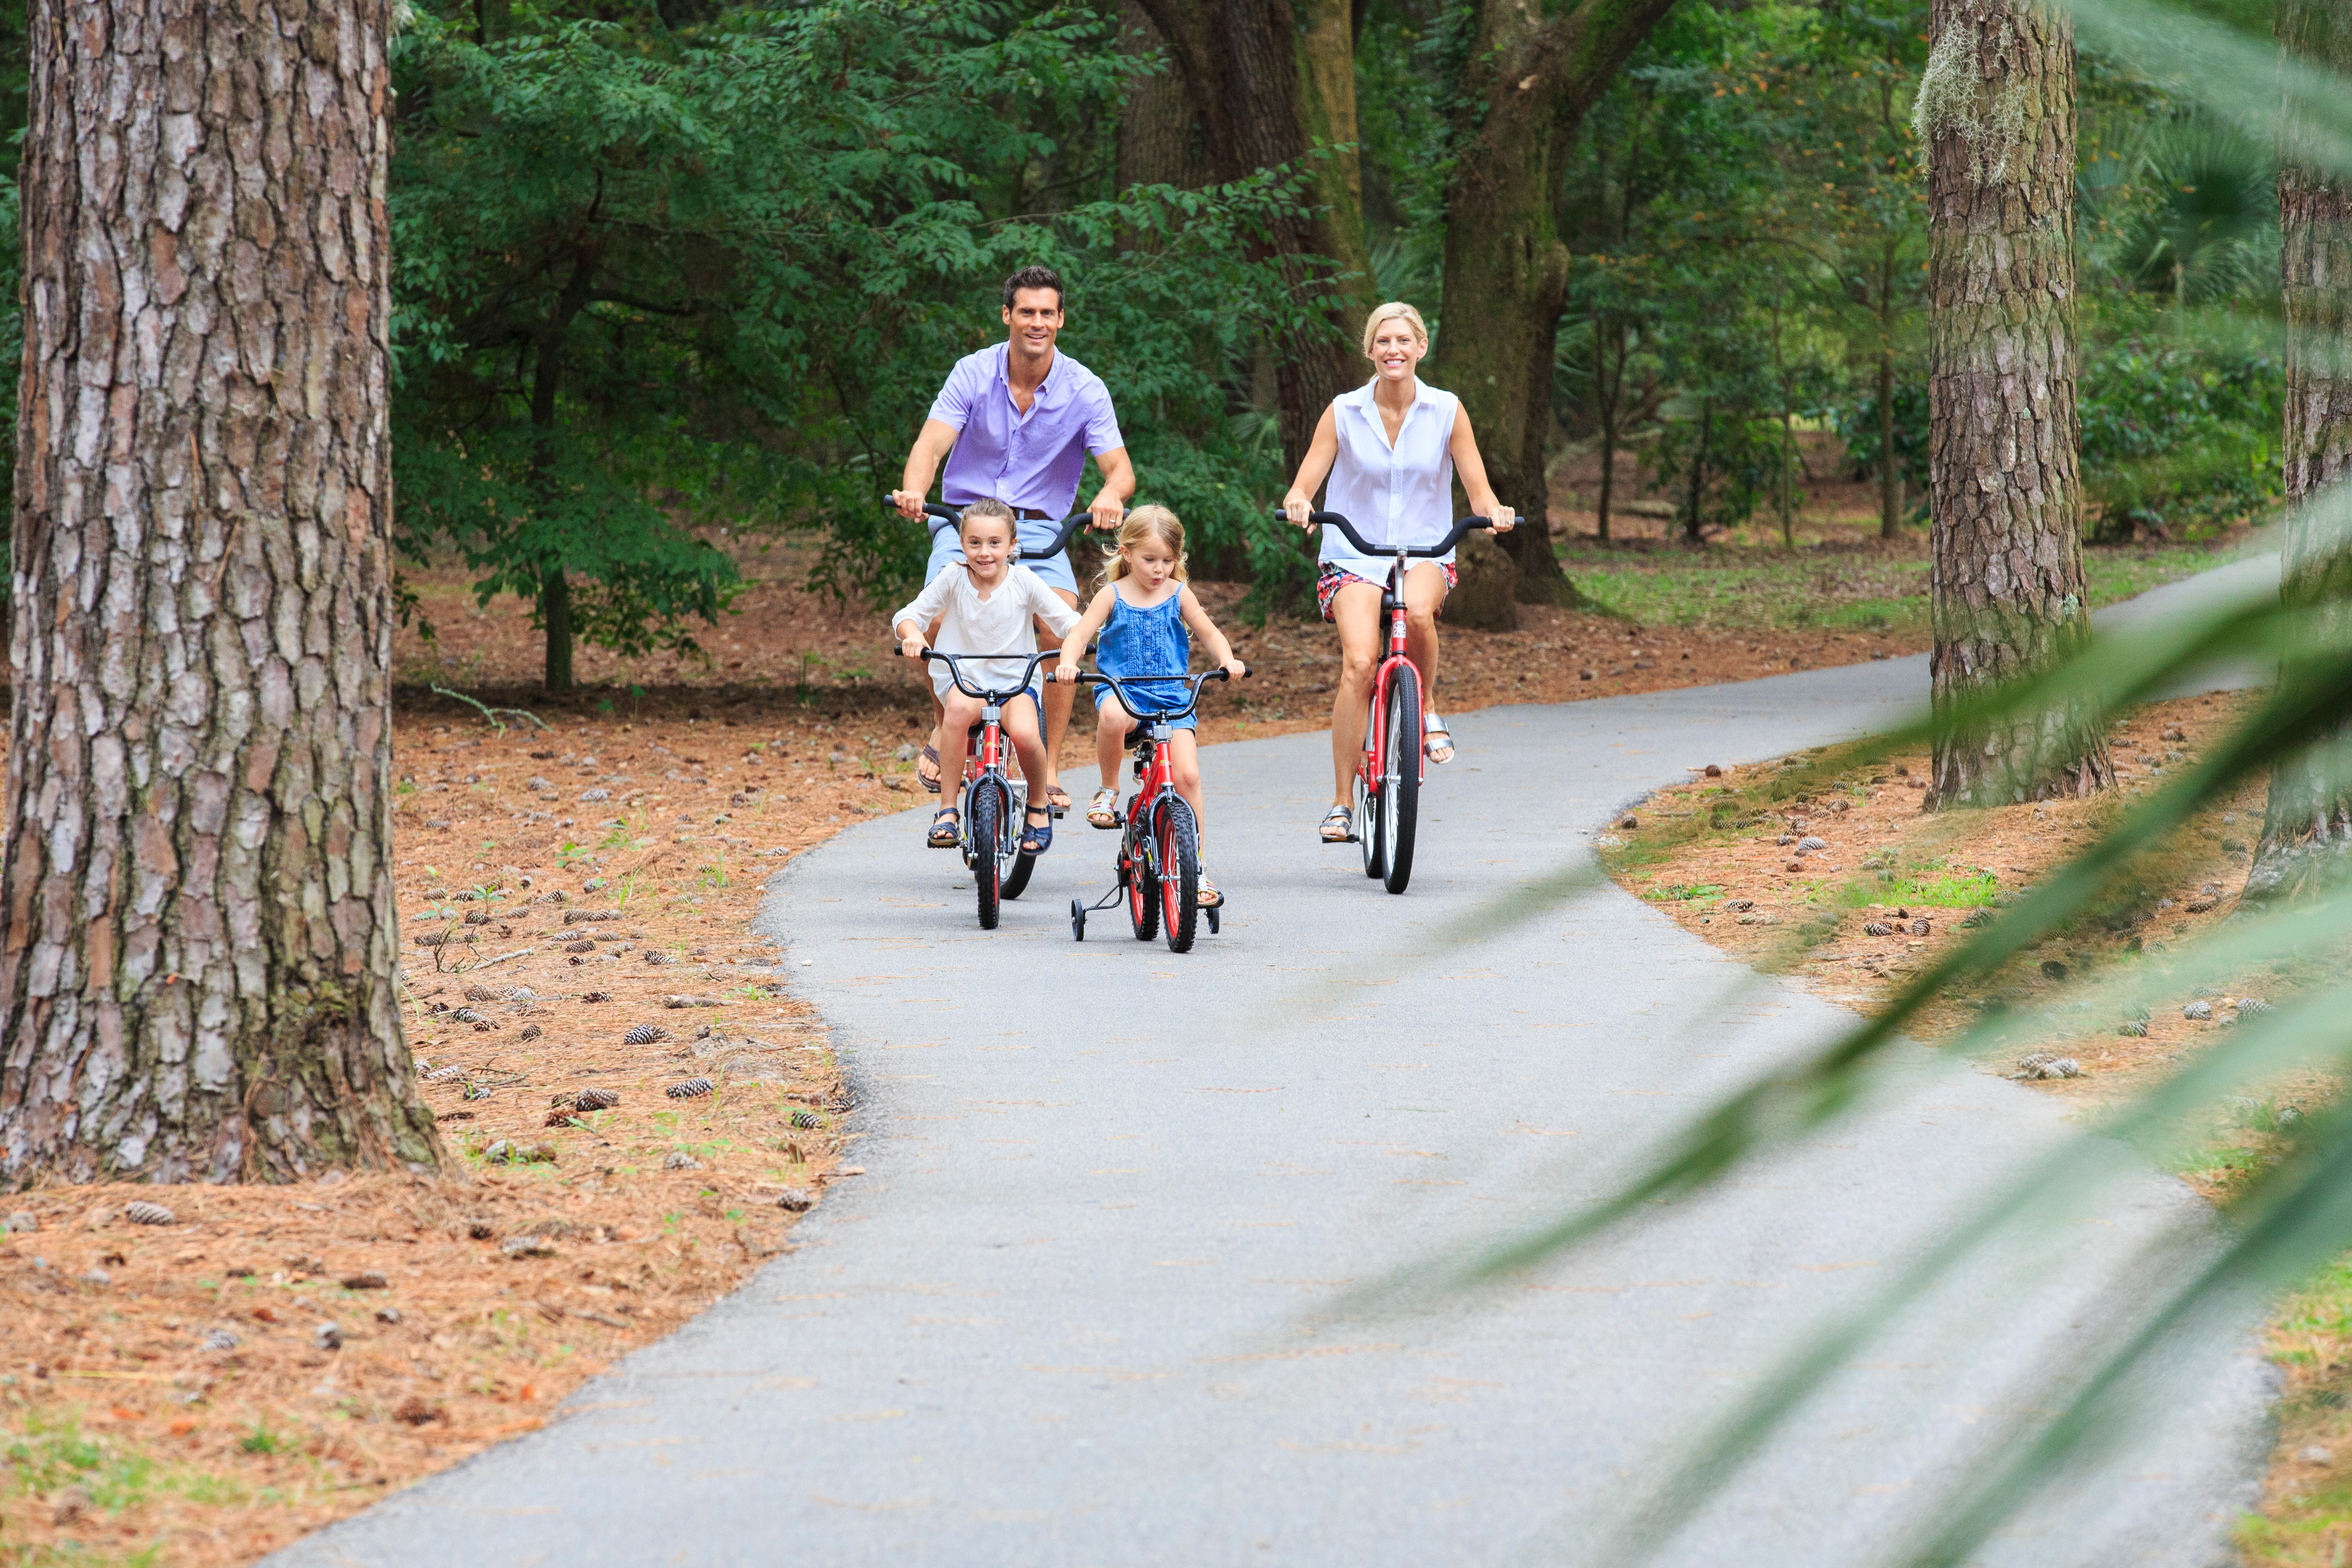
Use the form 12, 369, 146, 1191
1045, 784, 1074, 818
1087, 788, 1121, 829
1423, 713, 1455, 765
1318, 805, 1353, 843
918, 745, 942, 793
1018, 804, 1054, 855
926, 806, 960, 848
1197, 872, 1224, 909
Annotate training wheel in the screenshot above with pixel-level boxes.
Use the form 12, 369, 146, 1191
1070, 898, 1087, 942
1206, 907, 1220, 935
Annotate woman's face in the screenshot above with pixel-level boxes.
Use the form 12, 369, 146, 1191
1365, 319, 1425, 382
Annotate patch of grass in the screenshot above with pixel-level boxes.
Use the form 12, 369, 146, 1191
1642, 882, 1726, 902
2, 1409, 249, 1523
1838, 864, 2000, 909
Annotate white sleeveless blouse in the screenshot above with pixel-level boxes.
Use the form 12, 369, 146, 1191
1318, 377, 1461, 576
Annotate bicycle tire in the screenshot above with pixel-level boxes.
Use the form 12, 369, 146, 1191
1381, 669, 1421, 895
1002, 849, 1036, 900
1158, 795, 1200, 953
970, 782, 1004, 929
1126, 811, 1159, 942
1354, 768, 1381, 880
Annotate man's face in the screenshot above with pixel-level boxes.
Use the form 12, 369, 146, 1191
1002, 288, 1065, 357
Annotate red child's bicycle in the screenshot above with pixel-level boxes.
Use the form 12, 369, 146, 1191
1285, 510, 1494, 895
903, 648, 1060, 930
1063, 668, 1238, 953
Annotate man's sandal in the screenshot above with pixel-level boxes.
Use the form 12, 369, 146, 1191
918, 745, 942, 793
1319, 805, 1353, 843
926, 806, 960, 848
1018, 803, 1054, 855
1424, 713, 1455, 765
1087, 788, 1121, 829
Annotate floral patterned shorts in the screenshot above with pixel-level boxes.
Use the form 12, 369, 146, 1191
1315, 561, 1457, 624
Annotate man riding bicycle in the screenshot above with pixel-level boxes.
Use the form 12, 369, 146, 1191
890, 265, 1134, 820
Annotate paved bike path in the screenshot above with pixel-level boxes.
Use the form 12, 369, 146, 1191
280, 573, 2277, 1567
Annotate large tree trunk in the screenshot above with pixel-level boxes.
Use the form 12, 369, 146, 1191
1117, 1, 1210, 193
1919, 0, 2112, 807
1294, 0, 1373, 314
0, 0, 440, 1184
2248, 0, 2352, 899
1134, 0, 1361, 473
1426, 0, 1678, 603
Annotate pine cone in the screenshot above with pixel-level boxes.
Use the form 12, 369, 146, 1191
775, 1189, 814, 1213
789, 1110, 821, 1130
1909, 917, 1931, 936
666, 1077, 715, 1100
576, 1088, 620, 1111
123, 1200, 176, 1226
426, 1064, 466, 1082
518, 1025, 543, 1042
1863, 921, 1893, 937
624, 1024, 670, 1045
463, 984, 498, 1002
564, 939, 597, 953
581, 991, 613, 1003
544, 1109, 579, 1128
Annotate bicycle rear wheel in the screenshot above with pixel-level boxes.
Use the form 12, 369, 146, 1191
970, 782, 1004, 929
1355, 682, 1385, 880
1381, 669, 1421, 895
1125, 812, 1159, 941
1158, 796, 1200, 953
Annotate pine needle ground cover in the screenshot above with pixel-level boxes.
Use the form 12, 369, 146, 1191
1600, 690, 2352, 1564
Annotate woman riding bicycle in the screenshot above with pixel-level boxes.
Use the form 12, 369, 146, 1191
1279, 301, 1516, 844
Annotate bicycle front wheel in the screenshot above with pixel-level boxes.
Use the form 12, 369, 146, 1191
970, 782, 1004, 929
1381, 669, 1421, 895
1158, 796, 1200, 953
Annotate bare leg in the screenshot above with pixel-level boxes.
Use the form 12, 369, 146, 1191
1326, 581, 1386, 808
1095, 702, 1134, 800
921, 609, 949, 788
1167, 730, 1204, 826
937, 692, 982, 813
1004, 699, 1054, 847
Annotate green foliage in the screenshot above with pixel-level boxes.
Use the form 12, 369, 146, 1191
2078, 318, 2284, 541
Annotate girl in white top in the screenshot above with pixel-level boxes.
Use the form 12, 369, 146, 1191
892, 500, 1080, 853
1280, 302, 1516, 843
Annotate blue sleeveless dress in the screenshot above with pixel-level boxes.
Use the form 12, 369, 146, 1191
1094, 588, 1195, 731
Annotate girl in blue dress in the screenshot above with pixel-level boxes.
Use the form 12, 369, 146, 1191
1056, 506, 1247, 907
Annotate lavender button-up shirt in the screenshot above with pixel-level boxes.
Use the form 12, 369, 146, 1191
930, 344, 1123, 525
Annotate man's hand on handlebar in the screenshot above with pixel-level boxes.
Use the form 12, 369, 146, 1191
1087, 491, 1126, 533
1280, 492, 1314, 528
889, 490, 928, 522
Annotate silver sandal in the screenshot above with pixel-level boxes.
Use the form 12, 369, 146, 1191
1423, 712, 1454, 764
1319, 805, 1354, 842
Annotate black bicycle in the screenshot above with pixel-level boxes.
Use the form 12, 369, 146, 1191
1278, 509, 1493, 895
1060, 668, 1239, 953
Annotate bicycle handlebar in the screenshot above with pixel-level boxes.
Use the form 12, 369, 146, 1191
881, 496, 1095, 561
1273, 509, 1494, 560
1057, 666, 1244, 725
891, 645, 1062, 704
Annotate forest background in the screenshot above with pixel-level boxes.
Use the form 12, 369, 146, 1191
0, 0, 2292, 686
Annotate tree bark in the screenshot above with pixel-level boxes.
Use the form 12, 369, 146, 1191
1293, 0, 1373, 314
1426, 0, 1678, 602
1920, 0, 2112, 807
1117, 1, 1209, 193
1, 0, 440, 1184
2248, 0, 2352, 899
1133, 0, 1361, 473
1594, 314, 1621, 543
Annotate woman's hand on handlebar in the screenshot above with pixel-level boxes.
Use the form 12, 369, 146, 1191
1487, 503, 1517, 534
1280, 492, 1314, 528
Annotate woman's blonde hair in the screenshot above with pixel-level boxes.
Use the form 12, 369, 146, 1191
1360, 301, 1429, 357
1104, 505, 1187, 584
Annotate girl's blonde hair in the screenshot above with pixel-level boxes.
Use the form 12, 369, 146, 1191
1105, 505, 1187, 584
1360, 301, 1429, 356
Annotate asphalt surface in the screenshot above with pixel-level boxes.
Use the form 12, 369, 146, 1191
278, 564, 2279, 1568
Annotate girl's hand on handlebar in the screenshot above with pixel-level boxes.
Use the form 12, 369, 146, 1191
1280, 493, 1314, 528
900, 634, 929, 661
1053, 659, 1080, 687
1223, 657, 1247, 680
1488, 503, 1517, 534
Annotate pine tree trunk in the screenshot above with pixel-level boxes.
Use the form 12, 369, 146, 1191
1426, 0, 1677, 603
1920, 0, 2112, 807
2247, 0, 2352, 899
1, 0, 440, 1184
1595, 315, 1619, 543
1294, 0, 1374, 315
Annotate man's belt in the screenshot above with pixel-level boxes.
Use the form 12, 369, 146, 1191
1015, 507, 1051, 520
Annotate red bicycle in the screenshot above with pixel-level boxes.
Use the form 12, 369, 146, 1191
896, 648, 1059, 929
1287, 509, 1493, 895
1064, 668, 1238, 953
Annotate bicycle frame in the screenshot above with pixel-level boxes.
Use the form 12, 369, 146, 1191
901, 646, 1058, 927
1064, 668, 1234, 950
